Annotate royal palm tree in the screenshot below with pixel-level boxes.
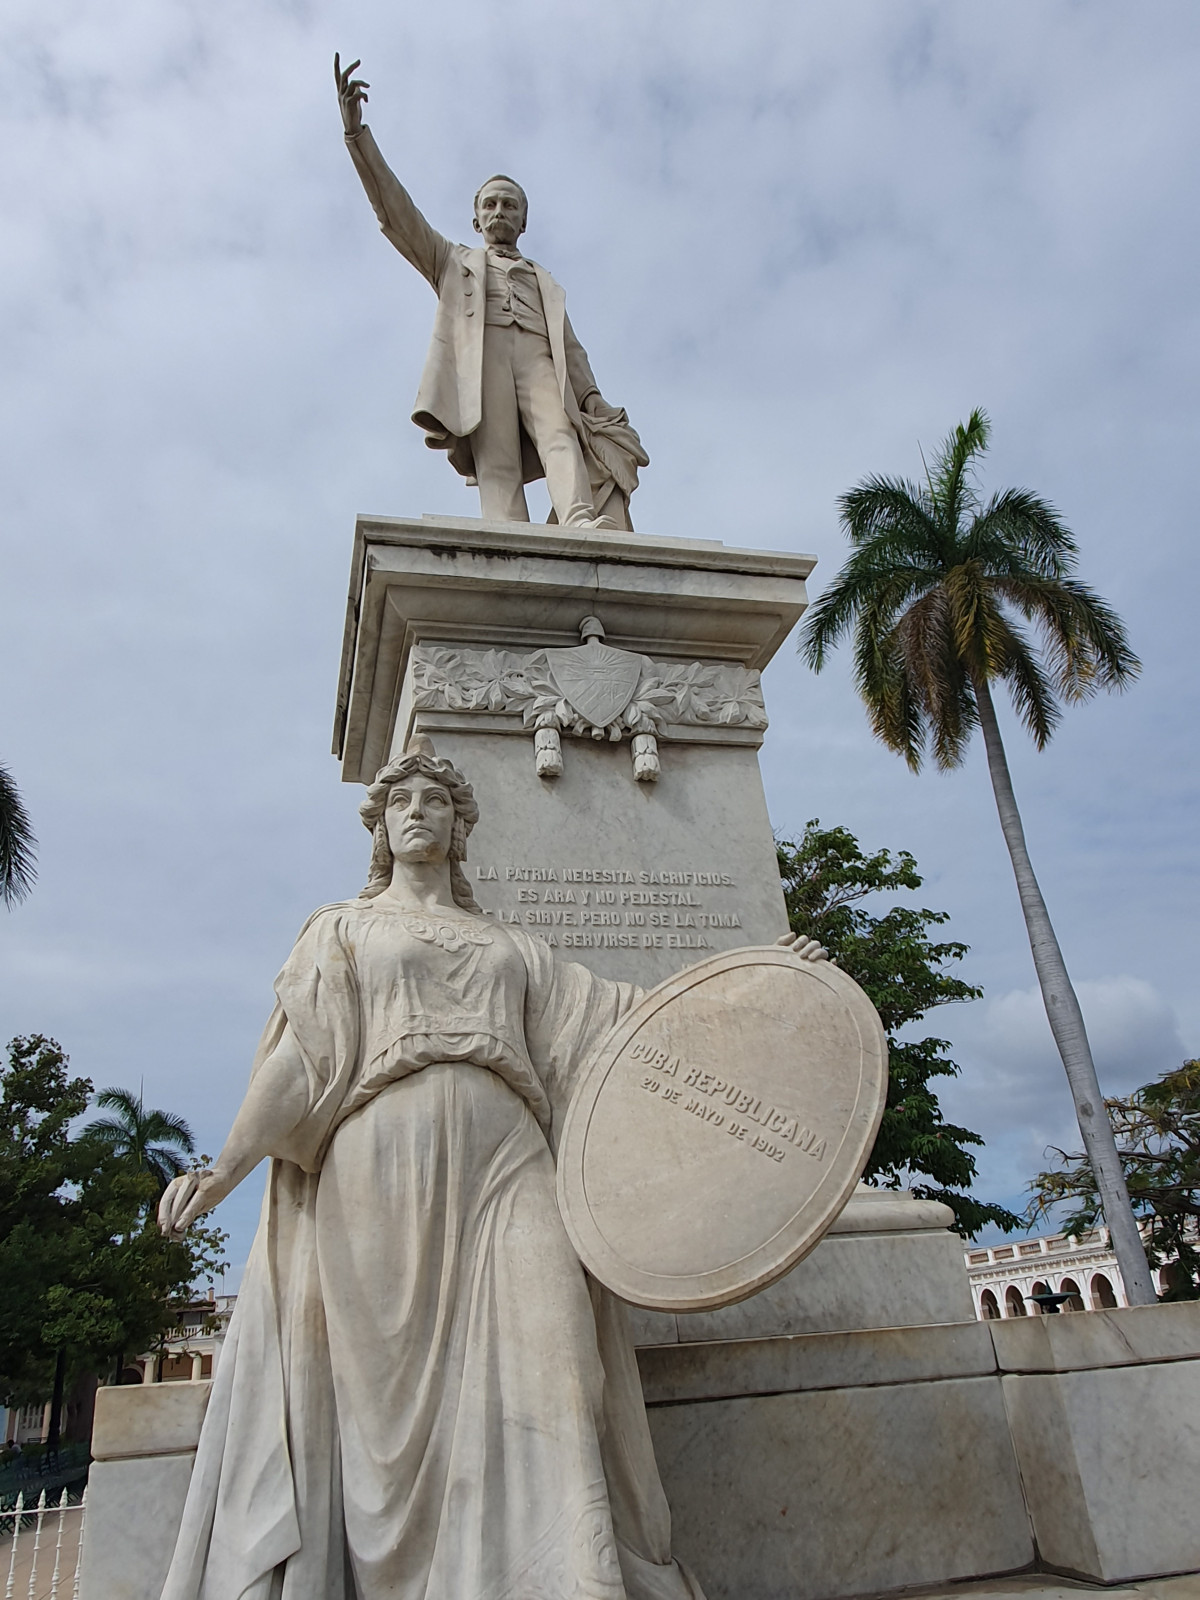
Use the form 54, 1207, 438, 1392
86, 1087, 196, 1194
801, 409, 1155, 1302
0, 760, 37, 906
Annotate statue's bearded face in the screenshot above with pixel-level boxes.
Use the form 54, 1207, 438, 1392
473, 181, 527, 247
385, 775, 455, 866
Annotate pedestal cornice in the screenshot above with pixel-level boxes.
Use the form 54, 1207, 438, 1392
335, 513, 816, 785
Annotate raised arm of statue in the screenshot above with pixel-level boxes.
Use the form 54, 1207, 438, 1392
335, 52, 452, 291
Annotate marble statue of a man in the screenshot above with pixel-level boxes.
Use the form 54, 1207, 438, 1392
336, 56, 649, 531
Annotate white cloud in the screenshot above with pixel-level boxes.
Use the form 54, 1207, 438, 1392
960, 974, 1185, 1108
937, 975, 1187, 1227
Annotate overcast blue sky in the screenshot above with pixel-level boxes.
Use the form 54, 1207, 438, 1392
2, 1, 1197, 1274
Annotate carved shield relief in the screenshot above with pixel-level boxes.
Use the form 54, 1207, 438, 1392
543, 641, 644, 728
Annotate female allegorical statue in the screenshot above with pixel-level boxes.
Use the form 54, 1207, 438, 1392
158, 738, 715, 1600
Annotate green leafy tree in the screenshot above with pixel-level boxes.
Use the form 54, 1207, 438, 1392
779, 820, 1019, 1238
0, 1037, 226, 1446
0, 761, 36, 907
800, 409, 1153, 1303
85, 1087, 196, 1192
1029, 1059, 1200, 1300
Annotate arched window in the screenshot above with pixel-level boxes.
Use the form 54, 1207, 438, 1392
1158, 1261, 1190, 1298
1029, 1279, 1050, 1313
1090, 1273, 1117, 1309
1058, 1276, 1085, 1312
980, 1289, 1001, 1321
1005, 1285, 1027, 1317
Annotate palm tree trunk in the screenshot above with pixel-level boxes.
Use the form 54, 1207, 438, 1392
972, 673, 1156, 1306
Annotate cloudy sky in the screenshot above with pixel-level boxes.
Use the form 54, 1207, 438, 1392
2, 0, 1197, 1274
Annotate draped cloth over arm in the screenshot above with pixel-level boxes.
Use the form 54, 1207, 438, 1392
161, 908, 704, 1600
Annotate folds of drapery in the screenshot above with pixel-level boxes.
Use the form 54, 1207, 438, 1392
159, 907, 705, 1600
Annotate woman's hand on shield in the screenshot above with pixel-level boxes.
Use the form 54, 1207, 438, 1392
776, 930, 829, 963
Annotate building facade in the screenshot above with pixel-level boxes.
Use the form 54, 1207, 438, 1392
132, 1295, 236, 1385
965, 1226, 1174, 1318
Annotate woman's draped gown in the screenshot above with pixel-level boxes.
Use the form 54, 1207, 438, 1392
160, 900, 705, 1600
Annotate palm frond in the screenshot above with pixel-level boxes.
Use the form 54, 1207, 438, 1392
83, 1117, 133, 1147
0, 763, 37, 908
891, 590, 977, 770
988, 612, 1061, 749
965, 488, 1078, 578
145, 1145, 190, 1186
801, 556, 939, 669
855, 636, 925, 770
929, 408, 990, 536
802, 409, 1137, 782
942, 562, 993, 668
94, 1087, 143, 1118
86, 1086, 195, 1170
991, 574, 1141, 701
140, 1110, 195, 1151
838, 477, 940, 553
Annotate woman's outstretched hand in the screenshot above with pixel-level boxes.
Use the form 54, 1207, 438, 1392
158, 1169, 229, 1237
776, 930, 829, 963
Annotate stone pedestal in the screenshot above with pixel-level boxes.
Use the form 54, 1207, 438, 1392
86, 1303, 1200, 1600
628, 1187, 977, 1345
78, 1382, 210, 1600
993, 1305, 1200, 1584
638, 1301, 1200, 1600
335, 513, 815, 984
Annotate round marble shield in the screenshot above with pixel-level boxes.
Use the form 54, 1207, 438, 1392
556, 946, 888, 1311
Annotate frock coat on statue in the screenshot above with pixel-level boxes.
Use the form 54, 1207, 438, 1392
159, 898, 705, 1600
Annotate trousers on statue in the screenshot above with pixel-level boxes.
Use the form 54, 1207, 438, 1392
472, 323, 594, 525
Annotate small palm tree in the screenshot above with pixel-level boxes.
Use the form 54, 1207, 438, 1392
86, 1087, 196, 1193
801, 408, 1155, 1303
0, 761, 37, 907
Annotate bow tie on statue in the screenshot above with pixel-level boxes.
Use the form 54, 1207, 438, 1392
487, 244, 523, 260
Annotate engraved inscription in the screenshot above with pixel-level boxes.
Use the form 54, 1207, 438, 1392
473, 860, 745, 952
633, 1038, 827, 1164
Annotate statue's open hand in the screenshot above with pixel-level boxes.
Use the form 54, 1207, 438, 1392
776, 930, 829, 963
334, 53, 369, 137
158, 1169, 228, 1237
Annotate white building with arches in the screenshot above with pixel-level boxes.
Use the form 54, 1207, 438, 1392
965, 1225, 1176, 1318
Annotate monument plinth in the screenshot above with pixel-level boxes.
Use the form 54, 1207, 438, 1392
335, 512, 815, 984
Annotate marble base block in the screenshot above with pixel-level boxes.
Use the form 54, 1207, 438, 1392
77, 1382, 210, 1600
997, 1303, 1200, 1584
648, 1374, 1032, 1600
78, 1271, 1200, 1600
628, 1188, 977, 1345
638, 1302, 1200, 1600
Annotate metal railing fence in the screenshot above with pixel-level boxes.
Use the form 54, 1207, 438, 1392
0, 1489, 86, 1600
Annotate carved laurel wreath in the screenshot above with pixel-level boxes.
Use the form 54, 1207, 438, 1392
411, 646, 768, 743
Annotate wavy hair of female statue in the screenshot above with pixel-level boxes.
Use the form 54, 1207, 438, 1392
156, 734, 707, 1600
